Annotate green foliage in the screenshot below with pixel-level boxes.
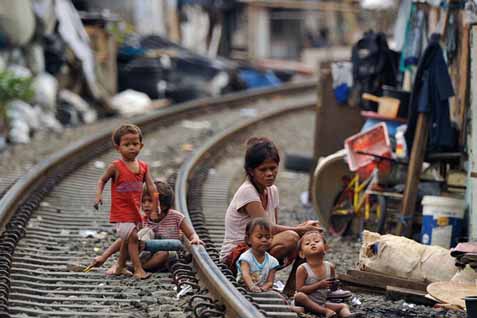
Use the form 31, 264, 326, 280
0, 71, 34, 106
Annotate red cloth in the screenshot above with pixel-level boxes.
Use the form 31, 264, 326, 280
222, 242, 249, 275
110, 160, 148, 223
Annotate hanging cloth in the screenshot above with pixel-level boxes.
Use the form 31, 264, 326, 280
404, 34, 457, 154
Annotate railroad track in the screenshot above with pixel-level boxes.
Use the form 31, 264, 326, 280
0, 82, 316, 318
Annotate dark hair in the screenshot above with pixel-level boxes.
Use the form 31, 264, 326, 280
297, 230, 326, 251
244, 137, 280, 178
112, 124, 143, 146
143, 180, 175, 213
245, 217, 272, 246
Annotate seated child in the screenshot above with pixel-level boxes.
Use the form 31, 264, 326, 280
236, 217, 279, 292
294, 231, 359, 318
88, 180, 203, 273
139, 180, 203, 270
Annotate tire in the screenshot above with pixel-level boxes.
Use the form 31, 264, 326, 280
284, 153, 315, 173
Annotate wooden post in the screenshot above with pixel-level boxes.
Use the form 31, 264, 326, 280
167, 0, 181, 43
247, 4, 270, 59
397, 113, 429, 237
467, 25, 477, 241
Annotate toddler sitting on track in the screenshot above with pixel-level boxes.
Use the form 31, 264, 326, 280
294, 231, 360, 318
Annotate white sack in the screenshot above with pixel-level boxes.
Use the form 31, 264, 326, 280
359, 230, 458, 283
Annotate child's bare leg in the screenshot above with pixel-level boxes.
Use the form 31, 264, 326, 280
295, 292, 336, 317
114, 239, 132, 276
128, 229, 151, 279
90, 239, 122, 268
326, 303, 350, 317
142, 251, 169, 271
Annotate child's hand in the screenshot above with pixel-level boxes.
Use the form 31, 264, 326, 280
149, 203, 161, 222
249, 284, 262, 293
189, 235, 205, 245
94, 196, 103, 210
150, 208, 159, 222
317, 279, 333, 289
296, 220, 322, 235
260, 285, 271, 292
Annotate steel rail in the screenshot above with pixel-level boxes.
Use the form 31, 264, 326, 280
175, 101, 314, 318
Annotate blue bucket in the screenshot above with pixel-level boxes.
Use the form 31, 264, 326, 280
420, 196, 465, 249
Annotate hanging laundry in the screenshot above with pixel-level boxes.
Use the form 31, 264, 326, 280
331, 62, 353, 104
405, 34, 458, 154
445, 12, 458, 64
400, 5, 427, 71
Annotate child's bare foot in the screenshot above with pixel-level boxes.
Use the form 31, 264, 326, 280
105, 263, 132, 276
325, 310, 337, 318
288, 305, 304, 314
133, 269, 151, 280
114, 266, 133, 276
105, 263, 118, 275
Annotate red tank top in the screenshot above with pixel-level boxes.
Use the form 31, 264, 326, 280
110, 160, 148, 223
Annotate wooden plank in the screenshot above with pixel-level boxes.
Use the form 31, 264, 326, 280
398, 113, 429, 237
240, 0, 360, 13
386, 286, 437, 306
342, 269, 428, 292
458, 23, 470, 144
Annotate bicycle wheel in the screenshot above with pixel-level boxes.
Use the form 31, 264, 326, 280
361, 194, 386, 234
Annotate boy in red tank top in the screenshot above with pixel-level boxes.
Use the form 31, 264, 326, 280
94, 124, 158, 279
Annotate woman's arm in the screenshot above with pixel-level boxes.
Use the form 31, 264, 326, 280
180, 218, 204, 245
240, 261, 261, 292
244, 202, 321, 235
260, 269, 276, 291
295, 265, 332, 294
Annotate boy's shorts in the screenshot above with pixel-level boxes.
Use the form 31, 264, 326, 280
115, 222, 140, 240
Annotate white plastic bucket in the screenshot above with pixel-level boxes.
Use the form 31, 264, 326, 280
420, 196, 465, 249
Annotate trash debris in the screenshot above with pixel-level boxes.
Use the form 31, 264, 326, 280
60, 229, 69, 236
403, 302, 415, 308
181, 120, 211, 130
273, 280, 285, 292
176, 285, 193, 299
59, 90, 97, 124
181, 143, 194, 152
32, 72, 58, 112
110, 89, 152, 116
40, 202, 50, 207
150, 160, 161, 168
79, 230, 98, 238
66, 264, 89, 272
359, 230, 458, 283
94, 161, 106, 169
351, 296, 362, 306
239, 108, 257, 118
300, 191, 310, 207
0, 1, 35, 46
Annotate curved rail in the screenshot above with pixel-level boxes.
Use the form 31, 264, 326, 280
175, 102, 314, 318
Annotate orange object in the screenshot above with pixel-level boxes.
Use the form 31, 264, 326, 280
362, 93, 400, 118
345, 123, 391, 180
